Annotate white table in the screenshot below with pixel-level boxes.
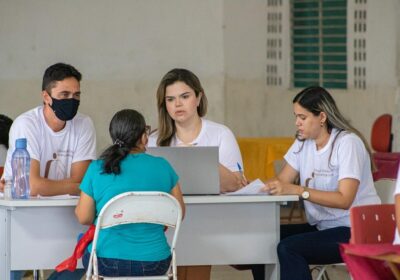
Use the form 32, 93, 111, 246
0, 195, 297, 280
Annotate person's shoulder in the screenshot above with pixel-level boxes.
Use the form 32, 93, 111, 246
142, 152, 163, 162
203, 119, 233, 135
71, 112, 95, 129
72, 112, 93, 123
13, 107, 42, 128
288, 137, 308, 153
336, 130, 363, 145
143, 153, 171, 167
88, 159, 104, 171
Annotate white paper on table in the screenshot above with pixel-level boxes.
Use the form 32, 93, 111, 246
225, 179, 268, 195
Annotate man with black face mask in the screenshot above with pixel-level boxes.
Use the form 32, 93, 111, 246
0, 63, 96, 280
1, 63, 96, 196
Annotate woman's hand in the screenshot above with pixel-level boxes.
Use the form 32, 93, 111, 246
262, 178, 301, 195
234, 172, 248, 188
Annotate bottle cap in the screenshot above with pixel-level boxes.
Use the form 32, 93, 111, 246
15, 138, 27, 149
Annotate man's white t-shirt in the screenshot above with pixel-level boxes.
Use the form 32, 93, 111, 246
284, 128, 380, 230
4, 106, 97, 180
148, 118, 243, 172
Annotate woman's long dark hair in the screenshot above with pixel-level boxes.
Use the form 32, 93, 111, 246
100, 109, 146, 174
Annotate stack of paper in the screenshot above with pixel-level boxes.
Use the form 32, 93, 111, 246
225, 179, 268, 195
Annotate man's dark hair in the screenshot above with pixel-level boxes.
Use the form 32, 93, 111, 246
0, 114, 13, 148
42, 63, 82, 94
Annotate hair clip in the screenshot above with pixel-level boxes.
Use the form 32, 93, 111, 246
114, 139, 125, 148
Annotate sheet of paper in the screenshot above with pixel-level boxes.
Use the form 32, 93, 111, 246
225, 179, 268, 195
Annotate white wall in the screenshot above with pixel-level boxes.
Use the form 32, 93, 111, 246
1, 0, 400, 152
0, 0, 225, 152
224, 0, 400, 147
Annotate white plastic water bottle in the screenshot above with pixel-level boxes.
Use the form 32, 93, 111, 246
11, 138, 31, 199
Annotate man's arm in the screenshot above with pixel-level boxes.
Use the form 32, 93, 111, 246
30, 159, 91, 196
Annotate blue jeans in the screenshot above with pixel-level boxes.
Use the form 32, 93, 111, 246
250, 223, 350, 280
278, 223, 350, 280
82, 251, 172, 277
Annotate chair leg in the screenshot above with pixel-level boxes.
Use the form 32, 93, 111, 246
313, 265, 328, 280
32, 270, 39, 280
288, 202, 296, 222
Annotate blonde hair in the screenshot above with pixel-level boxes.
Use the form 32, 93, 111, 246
294, 86, 375, 171
155, 68, 208, 146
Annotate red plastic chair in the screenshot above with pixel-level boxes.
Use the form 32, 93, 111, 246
371, 114, 392, 153
0, 166, 3, 177
370, 114, 400, 181
340, 204, 399, 280
373, 153, 400, 181
350, 204, 396, 244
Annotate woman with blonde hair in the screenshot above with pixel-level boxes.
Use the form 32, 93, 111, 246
149, 68, 247, 280
252, 86, 380, 280
149, 68, 246, 193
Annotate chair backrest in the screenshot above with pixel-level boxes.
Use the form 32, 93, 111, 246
350, 204, 395, 244
96, 191, 181, 244
374, 179, 396, 204
371, 114, 392, 153
87, 191, 182, 279
372, 152, 400, 181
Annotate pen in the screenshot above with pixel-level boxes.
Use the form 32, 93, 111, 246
237, 162, 247, 182
237, 162, 243, 173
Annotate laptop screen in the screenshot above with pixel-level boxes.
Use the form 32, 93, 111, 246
147, 147, 220, 195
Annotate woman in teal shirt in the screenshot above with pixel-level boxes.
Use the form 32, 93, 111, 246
75, 109, 185, 277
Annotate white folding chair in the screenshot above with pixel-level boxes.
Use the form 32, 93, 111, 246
86, 191, 182, 280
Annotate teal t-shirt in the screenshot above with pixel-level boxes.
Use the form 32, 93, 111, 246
80, 153, 179, 261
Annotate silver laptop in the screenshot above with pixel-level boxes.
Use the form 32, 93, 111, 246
147, 147, 220, 195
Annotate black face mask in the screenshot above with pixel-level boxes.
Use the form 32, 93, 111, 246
50, 97, 80, 121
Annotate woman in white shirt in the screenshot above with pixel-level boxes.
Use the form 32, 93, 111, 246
254, 86, 381, 280
148, 68, 246, 193
149, 68, 246, 280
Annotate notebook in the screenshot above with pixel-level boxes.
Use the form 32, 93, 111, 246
146, 146, 220, 195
